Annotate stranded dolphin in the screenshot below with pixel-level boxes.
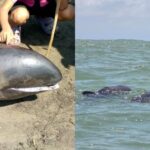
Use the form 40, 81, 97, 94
0, 45, 62, 100
82, 85, 131, 98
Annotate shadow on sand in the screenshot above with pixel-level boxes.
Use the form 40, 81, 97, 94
0, 95, 37, 107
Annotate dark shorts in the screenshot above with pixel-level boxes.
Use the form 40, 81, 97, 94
12, 0, 56, 18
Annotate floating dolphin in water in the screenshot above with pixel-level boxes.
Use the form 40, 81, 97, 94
0, 45, 62, 100
82, 85, 150, 103
82, 85, 131, 98
131, 92, 150, 103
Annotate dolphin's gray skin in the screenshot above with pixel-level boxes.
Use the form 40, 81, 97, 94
0, 45, 62, 100
131, 92, 150, 103
82, 85, 131, 98
82, 85, 150, 103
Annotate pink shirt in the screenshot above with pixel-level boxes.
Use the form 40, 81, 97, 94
12, 0, 49, 7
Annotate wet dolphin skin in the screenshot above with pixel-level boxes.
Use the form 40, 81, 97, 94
82, 85, 131, 98
0, 45, 62, 100
131, 92, 150, 103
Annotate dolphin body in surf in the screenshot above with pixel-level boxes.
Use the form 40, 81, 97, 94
82, 85, 132, 98
82, 85, 150, 103
131, 92, 150, 103
0, 45, 62, 100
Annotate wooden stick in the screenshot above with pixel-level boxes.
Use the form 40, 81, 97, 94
47, 0, 61, 57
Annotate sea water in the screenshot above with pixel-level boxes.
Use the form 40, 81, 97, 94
76, 40, 150, 150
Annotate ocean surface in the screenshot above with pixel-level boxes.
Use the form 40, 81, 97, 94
76, 40, 150, 150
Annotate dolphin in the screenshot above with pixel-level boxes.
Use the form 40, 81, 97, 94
82, 85, 131, 98
131, 92, 150, 103
82, 85, 150, 103
0, 44, 62, 100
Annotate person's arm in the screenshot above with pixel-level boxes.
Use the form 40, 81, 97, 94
0, 0, 15, 44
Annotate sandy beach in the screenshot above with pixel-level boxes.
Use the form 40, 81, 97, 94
0, 1, 75, 149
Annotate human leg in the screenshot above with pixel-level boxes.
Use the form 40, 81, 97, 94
36, 2, 74, 34
9, 6, 30, 26
58, 4, 75, 21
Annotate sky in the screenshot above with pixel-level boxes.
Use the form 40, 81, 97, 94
76, 0, 150, 40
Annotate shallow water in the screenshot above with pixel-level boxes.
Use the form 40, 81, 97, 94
76, 40, 150, 150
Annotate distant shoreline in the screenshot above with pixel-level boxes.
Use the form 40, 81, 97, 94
76, 39, 150, 42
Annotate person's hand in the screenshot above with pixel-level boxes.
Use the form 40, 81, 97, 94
0, 29, 14, 45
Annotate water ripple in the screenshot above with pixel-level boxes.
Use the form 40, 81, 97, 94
76, 40, 150, 150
